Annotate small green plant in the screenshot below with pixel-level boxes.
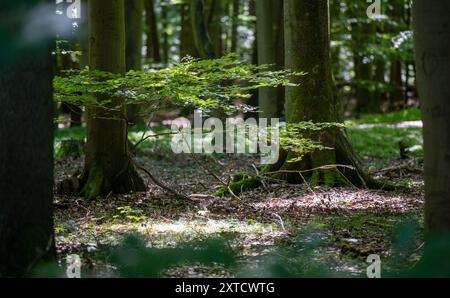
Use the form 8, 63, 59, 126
113, 206, 148, 223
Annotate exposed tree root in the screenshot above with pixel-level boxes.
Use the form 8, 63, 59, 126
57, 159, 148, 199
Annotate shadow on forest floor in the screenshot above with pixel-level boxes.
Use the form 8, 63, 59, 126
50, 109, 425, 277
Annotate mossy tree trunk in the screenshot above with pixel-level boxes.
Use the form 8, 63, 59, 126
81, 0, 147, 199
272, 0, 368, 187
0, 0, 55, 276
256, 0, 284, 119
413, 0, 450, 275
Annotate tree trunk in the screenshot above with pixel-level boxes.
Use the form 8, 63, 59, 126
256, 0, 284, 119
205, 0, 224, 57
230, 0, 239, 53
125, 0, 144, 124
180, 3, 200, 58
60, 53, 83, 127
272, 0, 368, 187
81, 0, 147, 199
388, 2, 405, 111
126, 0, 144, 72
389, 60, 404, 110
145, 0, 161, 63
0, 0, 55, 276
190, 0, 215, 59
352, 21, 380, 114
161, 2, 169, 64
413, 0, 450, 275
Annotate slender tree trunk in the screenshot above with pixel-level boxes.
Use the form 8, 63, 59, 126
353, 21, 380, 114
161, 2, 169, 64
230, 0, 239, 53
190, 0, 215, 59
58, 0, 84, 127
125, 0, 144, 124
206, 0, 224, 57
0, 0, 55, 276
390, 60, 404, 110
60, 53, 83, 127
388, 2, 406, 111
126, 0, 144, 72
81, 0, 147, 199
145, 0, 161, 63
180, 3, 200, 58
272, 0, 368, 187
256, 0, 284, 119
413, 0, 450, 276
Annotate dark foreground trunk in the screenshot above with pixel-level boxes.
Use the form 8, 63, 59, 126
0, 0, 55, 276
412, 0, 450, 276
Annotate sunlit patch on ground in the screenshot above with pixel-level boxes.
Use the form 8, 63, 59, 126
251, 189, 423, 216
53, 110, 425, 277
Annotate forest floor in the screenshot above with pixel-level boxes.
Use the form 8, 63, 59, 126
51, 108, 425, 277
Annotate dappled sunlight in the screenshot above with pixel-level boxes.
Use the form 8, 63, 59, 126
252, 189, 423, 215
353, 120, 423, 129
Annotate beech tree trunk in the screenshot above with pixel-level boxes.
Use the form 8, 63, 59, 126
180, 2, 200, 58
230, 0, 239, 53
352, 21, 380, 114
145, 0, 161, 63
190, 0, 215, 59
125, 0, 144, 124
205, 0, 224, 57
0, 0, 55, 276
256, 0, 284, 119
81, 0, 147, 199
273, 0, 368, 187
413, 0, 450, 276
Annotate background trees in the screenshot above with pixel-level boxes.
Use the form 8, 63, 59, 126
2, 0, 448, 278
0, 0, 55, 276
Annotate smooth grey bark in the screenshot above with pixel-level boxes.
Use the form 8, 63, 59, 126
0, 0, 55, 276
